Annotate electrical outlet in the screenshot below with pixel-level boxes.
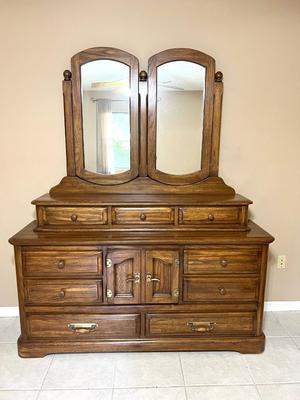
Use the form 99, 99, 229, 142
277, 255, 286, 269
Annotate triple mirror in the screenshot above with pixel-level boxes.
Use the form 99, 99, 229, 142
71, 48, 216, 185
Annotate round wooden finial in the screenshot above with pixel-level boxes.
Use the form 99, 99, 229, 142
215, 71, 223, 82
139, 70, 148, 81
63, 70, 72, 81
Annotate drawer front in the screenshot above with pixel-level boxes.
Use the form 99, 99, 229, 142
40, 206, 108, 225
183, 277, 259, 302
24, 280, 102, 305
179, 206, 244, 225
184, 247, 261, 274
146, 312, 256, 337
112, 207, 175, 225
23, 250, 102, 276
27, 313, 140, 339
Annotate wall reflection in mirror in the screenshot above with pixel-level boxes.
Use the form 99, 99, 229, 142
81, 60, 130, 175
156, 61, 206, 175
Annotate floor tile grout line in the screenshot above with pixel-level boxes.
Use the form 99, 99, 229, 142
271, 311, 293, 337
39, 354, 54, 393
291, 336, 300, 350
178, 352, 188, 400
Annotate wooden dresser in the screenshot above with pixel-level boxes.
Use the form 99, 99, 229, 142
9, 47, 274, 357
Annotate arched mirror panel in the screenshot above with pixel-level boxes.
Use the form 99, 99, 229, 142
72, 48, 139, 185
148, 48, 215, 185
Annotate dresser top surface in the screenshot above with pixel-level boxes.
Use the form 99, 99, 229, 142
32, 193, 252, 206
9, 220, 274, 246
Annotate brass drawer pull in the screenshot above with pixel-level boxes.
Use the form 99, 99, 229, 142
70, 213, 78, 222
208, 213, 215, 221
146, 273, 160, 283
220, 259, 228, 267
68, 323, 98, 333
57, 260, 65, 269
140, 213, 147, 221
218, 286, 227, 295
187, 321, 216, 332
126, 272, 140, 284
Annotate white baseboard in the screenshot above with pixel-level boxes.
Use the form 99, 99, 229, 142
0, 302, 300, 317
0, 307, 19, 317
264, 301, 300, 311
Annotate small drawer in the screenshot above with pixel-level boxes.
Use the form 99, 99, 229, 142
23, 250, 102, 276
27, 313, 141, 339
24, 279, 102, 305
39, 206, 108, 226
183, 277, 259, 302
184, 247, 261, 274
146, 312, 256, 337
112, 207, 175, 225
178, 206, 245, 225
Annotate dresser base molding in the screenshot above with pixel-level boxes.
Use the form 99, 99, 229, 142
17, 334, 265, 358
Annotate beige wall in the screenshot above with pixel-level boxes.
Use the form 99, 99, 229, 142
0, 0, 300, 306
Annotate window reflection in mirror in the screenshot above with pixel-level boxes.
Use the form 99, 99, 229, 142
156, 61, 206, 175
81, 60, 130, 175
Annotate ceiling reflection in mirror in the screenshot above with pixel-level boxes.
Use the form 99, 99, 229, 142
156, 61, 206, 175
81, 60, 130, 175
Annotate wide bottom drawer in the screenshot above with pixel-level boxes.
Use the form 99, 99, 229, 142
146, 312, 256, 337
27, 313, 141, 339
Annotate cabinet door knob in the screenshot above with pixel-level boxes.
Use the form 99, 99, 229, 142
57, 260, 65, 269
220, 259, 228, 267
218, 286, 226, 295
71, 213, 78, 222
140, 213, 147, 221
59, 289, 66, 298
208, 213, 215, 221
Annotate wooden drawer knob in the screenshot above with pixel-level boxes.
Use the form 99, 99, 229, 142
208, 213, 215, 221
140, 213, 147, 221
70, 213, 78, 222
57, 260, 65, 269
220, 259, 228, 267
218, 286, 226, 295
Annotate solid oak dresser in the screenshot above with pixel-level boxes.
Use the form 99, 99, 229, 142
9, 47, 274, 357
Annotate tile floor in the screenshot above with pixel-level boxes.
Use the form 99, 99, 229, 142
0, 312, 300, 399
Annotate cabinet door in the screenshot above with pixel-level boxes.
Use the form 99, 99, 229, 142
106, 250, 141, 304
145, 250, 180, 304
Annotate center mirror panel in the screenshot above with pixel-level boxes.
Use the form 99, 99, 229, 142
81, 60, 130, 175
72, 48, 139, 185
156, 61, 205, 175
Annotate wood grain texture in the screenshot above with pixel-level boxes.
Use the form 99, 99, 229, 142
23, 249, 102, 276
183, 246, 261, 274
183, 276, 259, 302
24, 279, 102, 305
17, 335, 266, 358
39, 206, 108, 226
112, 207, 175, 225
146, 312, 256, 337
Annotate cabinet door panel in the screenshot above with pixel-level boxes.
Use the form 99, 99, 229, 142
106, 250, 141, 304
145, 250, 180, 304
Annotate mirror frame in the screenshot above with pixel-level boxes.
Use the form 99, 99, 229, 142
71, 47, 139, 185
147, 48, 215, 185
